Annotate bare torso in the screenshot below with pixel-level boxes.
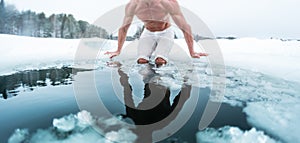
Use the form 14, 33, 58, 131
133, 0, 171, 32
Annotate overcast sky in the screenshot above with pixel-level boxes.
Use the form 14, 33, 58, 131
5, 0, 300, 39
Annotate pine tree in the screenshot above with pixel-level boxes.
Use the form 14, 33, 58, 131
36, 12, 46, 37
4, 5, 19, 34
20, 10, 37, 36
49, 14, 57, 37
60, 14, 67, 38
0, 0, 5, 33
78, 20, 89, 37
66, 14, 76, 38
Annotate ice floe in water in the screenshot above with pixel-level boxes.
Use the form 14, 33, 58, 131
212, 66, 300, 142
8, 129, 30, 143
196, 126, 278, 143
8, 111, 137, 143
223, 66, 300, 107
245, 101, 300, 143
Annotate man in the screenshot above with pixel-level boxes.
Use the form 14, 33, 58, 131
105, 0, 208, 65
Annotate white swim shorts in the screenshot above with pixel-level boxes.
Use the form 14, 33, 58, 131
137, 27, 174, 62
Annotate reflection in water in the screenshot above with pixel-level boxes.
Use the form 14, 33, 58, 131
0, 67, 90, 99
117, 64, 191, 143
0, 64, 255, 143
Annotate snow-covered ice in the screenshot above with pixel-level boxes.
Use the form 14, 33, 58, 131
217, 38, 300, 83
1, 34, 300, 83
0, 34, 78, 75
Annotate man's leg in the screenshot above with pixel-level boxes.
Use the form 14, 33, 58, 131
154, 28, 174, 65
137, 30, 156, 64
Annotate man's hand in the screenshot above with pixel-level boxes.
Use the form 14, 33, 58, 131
105, 51, 120, 59
190, 52, 208, 58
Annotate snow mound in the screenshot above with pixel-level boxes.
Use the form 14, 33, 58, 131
196, 126, 278, 143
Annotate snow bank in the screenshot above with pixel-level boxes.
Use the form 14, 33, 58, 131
0, 34, 115, 75
3, 34, 299, 94
196, 126, 278, 143
1, 34, 300, 83
8, 110, 137, 143
0, 34, 79, 75
216, 38, 300, 83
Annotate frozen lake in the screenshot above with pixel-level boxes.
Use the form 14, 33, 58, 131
1, 34, 300, 142
1, 66, 253, 143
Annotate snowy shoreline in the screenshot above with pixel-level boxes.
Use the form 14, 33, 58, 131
1, 34, 299, 83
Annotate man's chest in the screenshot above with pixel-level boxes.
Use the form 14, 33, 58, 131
134, 2, 168, 21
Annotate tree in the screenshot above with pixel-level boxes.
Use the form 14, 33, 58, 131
44, 14, 54, 37
20, 10, 38, 36
0, 0, 5, 33
78, 20, 89, 37
60, 14, 67, 38
0, 2, 110, 39
3, 4, 19, 34
54, 14, 64, 38
66, 14, 77, 38
37, 12, 46, 37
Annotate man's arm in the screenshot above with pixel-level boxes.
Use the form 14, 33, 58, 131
162, 0, 208, 58
105, 1, 136, 58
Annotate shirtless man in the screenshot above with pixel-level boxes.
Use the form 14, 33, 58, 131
105, 0, 208, 65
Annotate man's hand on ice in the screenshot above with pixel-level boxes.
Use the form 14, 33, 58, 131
190, 52, 208, 58
105, 51, 120, 59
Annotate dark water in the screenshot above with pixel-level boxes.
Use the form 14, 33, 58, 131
0, 66, 251, 143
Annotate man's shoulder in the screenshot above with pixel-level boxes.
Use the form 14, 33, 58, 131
128, 0, 139, 5
161, 0, 179, 8
126, 0, 138, 12
161, 0, 179, 13
161, 0, 178, 5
